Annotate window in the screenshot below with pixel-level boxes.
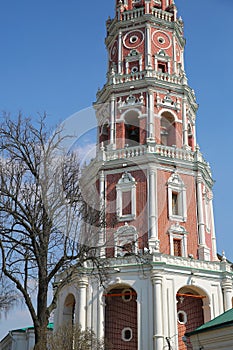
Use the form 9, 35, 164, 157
177, 311, 187, 324
122, 288, 133, 302
122, 327, 133, 342
167, 172, 187, 222
168, 223, 188, 257
160, 113, 175, 147
114, 224, 138, 257
158, 62, 167, 73
172, 192, 179, 216
173, 239, 182, 257
131, 66, 138, 73
122, 191, 132, 216
116, 172, 137, 221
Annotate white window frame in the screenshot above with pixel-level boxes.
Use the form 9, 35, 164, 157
122, 327, 133, 342
167, 172, 187, 222
177, 310, 187, 325
116, 172, 137, 221
168, 223, 188, 257
114, 224, 138, 257
122, 288, 133, 302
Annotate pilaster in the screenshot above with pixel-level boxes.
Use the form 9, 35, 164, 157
222, 277, 233, 311
196, 174, 209, 260
148, 166, 159, 252
151, 273, 164, 350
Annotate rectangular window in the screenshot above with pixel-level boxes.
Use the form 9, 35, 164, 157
122, 191, 132, 216
158, 62, 167, 73
172, 192, 179, 216
173, 239, 182, 257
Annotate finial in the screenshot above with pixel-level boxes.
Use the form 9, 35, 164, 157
222, 251, 227, 262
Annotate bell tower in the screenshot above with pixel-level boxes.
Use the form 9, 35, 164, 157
95, 0, 216, 262
54, 1, 233, 350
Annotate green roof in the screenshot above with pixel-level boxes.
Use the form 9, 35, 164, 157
14, 323, 54, 333
186, 308, 233, 336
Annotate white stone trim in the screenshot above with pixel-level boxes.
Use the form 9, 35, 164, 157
177, 310, 187, 324
114, 224, 138, 257
116, 172, 137, 221
168, 223, 188, 257
167, 172, 187, 222
122, 327, 133, 342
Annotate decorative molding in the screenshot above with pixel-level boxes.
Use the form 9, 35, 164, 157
167, 172, 187, 222
116, 172, 137, 221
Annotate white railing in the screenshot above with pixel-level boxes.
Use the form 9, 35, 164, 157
114, 71, 145, 85
112, 70, 183, 86
153, 71, 183, 85
121, 7, 173, 23
121, 8, 145, 21
155, 145, 195, 161
105, 145, 147, 161
100, 144, 195, 163
152, 8, 173, 22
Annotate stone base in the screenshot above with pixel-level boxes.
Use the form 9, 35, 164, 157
148, 238, 160, 253
198, 245, 210, 261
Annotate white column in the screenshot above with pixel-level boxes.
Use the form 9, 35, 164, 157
181, 48, 185, 71
197, 174, 205, 247
172, 33, 177, 74
222, 278, 233, 311
209, 193, 217, 260
97, 288, 105, 340
147, 89, 155, 140
145, 0, 150, 14
145, 23, 151, 69
86, 284, 92, 329
99, 171, 106, 257
193, 123, 197, 148
110, 95, 115, 148
77, 278, 88, 330
182, 98, 188, 148
196, 174, 210, 260
152, 274, 164, 350
118, 31, 122, 74
148, 166, 159, 252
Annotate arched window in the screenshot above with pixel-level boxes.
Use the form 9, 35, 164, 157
124, 111, 140, 147
188, 123, 193, 149
105, 286, 138, 349
176, 287, 209, 350
63, 294, 76, 325
100, 123, 109, 146
160, 112, 176, 146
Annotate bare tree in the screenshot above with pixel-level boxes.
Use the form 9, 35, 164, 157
0, 279, 17, 314
0, 114, 104, 349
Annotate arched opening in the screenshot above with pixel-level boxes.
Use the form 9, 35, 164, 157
63, 293, 76, 325
124, 111, 140, 147
188, 123, 194, 149
100, 122, 109, 146
176, 286, 210, 350
105, 285, 138, 349
160, 112, 176, 146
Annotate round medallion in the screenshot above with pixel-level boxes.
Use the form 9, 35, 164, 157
152, 30, 171, 49
123, 30, 144, 49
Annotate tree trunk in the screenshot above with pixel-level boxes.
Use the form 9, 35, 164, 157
34, 272, 49, 350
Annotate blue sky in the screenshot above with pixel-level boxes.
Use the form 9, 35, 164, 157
0, 0, 233, 338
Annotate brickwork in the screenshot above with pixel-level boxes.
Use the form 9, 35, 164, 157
177, 292, 204, 350
105, 288, 138, 350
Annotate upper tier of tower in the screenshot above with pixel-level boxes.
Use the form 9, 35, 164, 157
115, 0, 177, 19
